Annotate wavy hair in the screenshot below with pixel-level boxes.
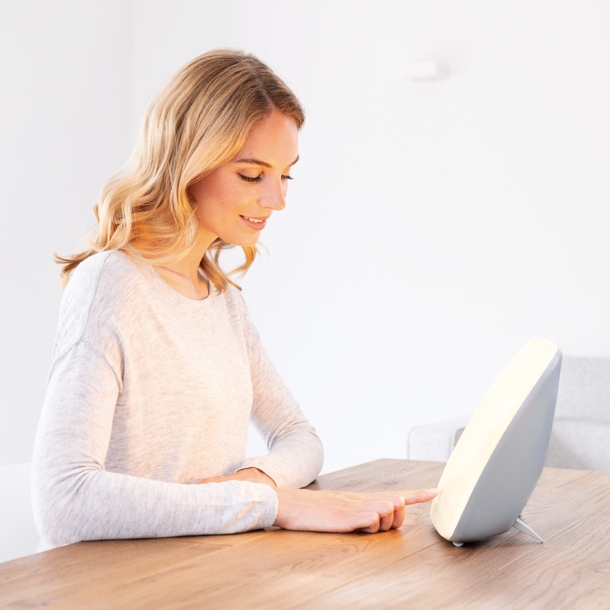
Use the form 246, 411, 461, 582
56, 49, 304, 291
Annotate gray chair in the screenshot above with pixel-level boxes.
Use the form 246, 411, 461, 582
407, 357, 610, 471
0, 462, 39, 563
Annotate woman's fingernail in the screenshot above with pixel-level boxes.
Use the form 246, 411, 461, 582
426, 488, 438, 494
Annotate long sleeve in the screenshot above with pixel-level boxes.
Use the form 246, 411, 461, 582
32, 341, 278, 549
236, 302, 324, 488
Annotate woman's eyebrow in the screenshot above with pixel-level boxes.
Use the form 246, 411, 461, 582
234, 156, 300, 168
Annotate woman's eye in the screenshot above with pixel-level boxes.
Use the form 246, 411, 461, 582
238, 174, 262, 183
281, 175, 293, 181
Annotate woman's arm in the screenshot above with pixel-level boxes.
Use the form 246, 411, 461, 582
32, 342, 279, 549
239, 338, 324, 488
34, 340, 435, 544
198, 473, 437, 533
233, 296, 324, 488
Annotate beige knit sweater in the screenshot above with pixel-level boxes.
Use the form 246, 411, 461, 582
32, 251, 323, 550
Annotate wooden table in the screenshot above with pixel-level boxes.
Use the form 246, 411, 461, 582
1, 459, 609, 609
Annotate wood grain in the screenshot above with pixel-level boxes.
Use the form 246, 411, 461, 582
1, 460, 608, 609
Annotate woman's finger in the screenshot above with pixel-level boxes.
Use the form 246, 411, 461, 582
356, 494, 405, 530
377, 494, 406, 529
390, 495, 406, 529
357, 512, 381, 533
353, 498, 401, 532
403, 488, 438, 505
383, 505, 396, 531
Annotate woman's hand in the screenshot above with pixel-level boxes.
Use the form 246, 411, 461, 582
199, 467, 277, 487
273, 487, 437, 533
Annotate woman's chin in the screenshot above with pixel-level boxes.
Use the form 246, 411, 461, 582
222, 234, 261, 248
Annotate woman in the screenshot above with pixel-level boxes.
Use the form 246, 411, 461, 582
32, 50, 436, 550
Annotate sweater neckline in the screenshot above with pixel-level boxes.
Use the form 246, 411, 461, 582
139, 260, 215, 308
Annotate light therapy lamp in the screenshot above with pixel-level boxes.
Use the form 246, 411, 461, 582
430, 337, 562, 546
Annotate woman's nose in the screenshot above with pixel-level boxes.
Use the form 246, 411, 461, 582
260, 182, 286, 211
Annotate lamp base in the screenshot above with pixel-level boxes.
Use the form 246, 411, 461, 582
513, 516, 543, 543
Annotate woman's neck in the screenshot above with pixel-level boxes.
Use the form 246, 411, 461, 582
152, 230, 214, 300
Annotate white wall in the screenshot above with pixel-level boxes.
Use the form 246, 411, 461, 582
133, 0, 610, 473
2, 1, 609, 475
0, 1, 133, 465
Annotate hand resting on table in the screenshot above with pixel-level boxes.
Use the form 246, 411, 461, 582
274, 487, 437, 533
199, 469, 437, 534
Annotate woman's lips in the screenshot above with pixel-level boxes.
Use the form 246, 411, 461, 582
240, 215, 268, 230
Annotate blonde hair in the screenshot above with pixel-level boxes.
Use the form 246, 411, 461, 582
56, 49, 304, 291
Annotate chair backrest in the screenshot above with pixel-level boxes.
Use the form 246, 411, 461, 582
0, 462, 40, 563
407, 356, 610, 470
545, 356, 610, 470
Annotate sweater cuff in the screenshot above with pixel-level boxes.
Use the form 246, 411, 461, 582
249, 481, 279, 528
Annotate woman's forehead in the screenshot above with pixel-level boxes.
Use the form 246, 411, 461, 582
236, 112, 299, 167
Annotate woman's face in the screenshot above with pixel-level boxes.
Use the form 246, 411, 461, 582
190, 111, 299, 248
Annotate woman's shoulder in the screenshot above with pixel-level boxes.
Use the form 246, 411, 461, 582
54, 251, 149, 361
59, 251, 142, 330
69, 250, 136, 283
66, 250, 142, 300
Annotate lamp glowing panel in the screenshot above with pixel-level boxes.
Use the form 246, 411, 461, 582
430, 337, 562, 546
